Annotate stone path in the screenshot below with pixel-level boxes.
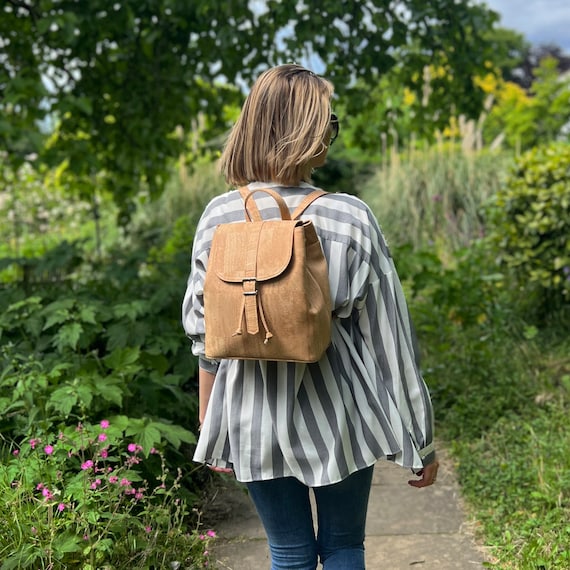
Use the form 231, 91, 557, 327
203, 451, 490, 569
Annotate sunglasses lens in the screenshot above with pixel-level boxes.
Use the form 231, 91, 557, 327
330, 113, 339, 144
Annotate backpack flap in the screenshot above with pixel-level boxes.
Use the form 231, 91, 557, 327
212, 220, 299, 282
209, 220, 300, 339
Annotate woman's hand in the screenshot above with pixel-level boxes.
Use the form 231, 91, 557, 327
408, 458, 439, 488
208, 465, 234, 475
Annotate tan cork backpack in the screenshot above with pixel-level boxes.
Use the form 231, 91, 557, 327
204, 187, 332, 362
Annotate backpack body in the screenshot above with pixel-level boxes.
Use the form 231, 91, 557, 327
204, 188, 332, 362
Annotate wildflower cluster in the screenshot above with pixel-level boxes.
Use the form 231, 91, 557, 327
1, 419, 216, 569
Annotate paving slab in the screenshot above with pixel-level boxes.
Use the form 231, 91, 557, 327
204, 452, 489, 569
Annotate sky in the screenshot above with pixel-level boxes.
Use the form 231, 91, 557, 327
482, 0, 570, 52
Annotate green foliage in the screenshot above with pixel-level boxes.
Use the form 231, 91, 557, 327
0, 159, 230, 565
482, 27, 531, 86
365, 144, 569, 568
0, 163, 99, 263
482, 57, 570, 151
0, 421, 216, 569
393, 238, 570, 569
0, 240, 200, 434
528, 58, 570, 145
487, 142, 570, 314
0, 162, 228, 509
394, 242, 535, 440
1, 0, 498, 205
454, 398, 570, 569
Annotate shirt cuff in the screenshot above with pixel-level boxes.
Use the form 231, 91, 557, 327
199, 356, 219, 374
418, 441, 436, 467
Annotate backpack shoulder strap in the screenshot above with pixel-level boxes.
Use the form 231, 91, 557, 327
291, 189, 327, 220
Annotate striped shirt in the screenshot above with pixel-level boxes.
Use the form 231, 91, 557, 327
182, 181, 435, 486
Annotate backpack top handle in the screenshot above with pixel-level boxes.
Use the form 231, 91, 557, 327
238, 186, 326, 222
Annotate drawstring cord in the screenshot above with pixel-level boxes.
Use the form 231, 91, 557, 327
232, 297, 245, 336
257, 295, 273, 343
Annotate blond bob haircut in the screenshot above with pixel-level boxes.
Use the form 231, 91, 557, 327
219, 64, 334, 187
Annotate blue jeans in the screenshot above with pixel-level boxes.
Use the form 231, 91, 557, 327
246, 466, 374, 570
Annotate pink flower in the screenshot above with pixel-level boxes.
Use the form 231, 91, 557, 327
42, 488, 53, 500
31, 527, 37, 535
81, 460, 94, 470
83, 534, 89, 540
90, 478, 102, 489
150, 447, 158, 454
12, 449, 19, 456
144, 526, 152, 533
127, 443, 137, 453
100, 448, 108, 459
36, 483, 44, 490
206, 530, 216, 538
44, 445, 54, 455
135, 492, 143, 500
109, 476, 119, 484
30, 439, 38, 449
57, 503, 65, 512
120, 478, 131, 487
100, 419, 110, 429
98, 433, 107, 442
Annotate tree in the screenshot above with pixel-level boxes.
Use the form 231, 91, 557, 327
479, 57, 570, 150
1, 0, 499, 210
482, 26, 531, 86
513, 44, 570, 90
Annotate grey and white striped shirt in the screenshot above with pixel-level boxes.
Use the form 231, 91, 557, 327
182, 181, 435, 486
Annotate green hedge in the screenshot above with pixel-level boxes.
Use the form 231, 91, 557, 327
488, 142, 570, 315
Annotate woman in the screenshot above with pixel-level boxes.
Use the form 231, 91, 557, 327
182, 64, 438, 570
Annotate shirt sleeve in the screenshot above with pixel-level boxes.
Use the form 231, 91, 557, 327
359, 214, 436, 467
181, 214, 220, 373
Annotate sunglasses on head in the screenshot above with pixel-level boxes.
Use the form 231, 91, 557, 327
330, 113, 339, 146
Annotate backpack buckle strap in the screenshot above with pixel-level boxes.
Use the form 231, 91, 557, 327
242, 279, 260, 335
238, 278, 273, 342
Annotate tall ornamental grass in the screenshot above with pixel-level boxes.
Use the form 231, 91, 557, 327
361, 147, 514, 252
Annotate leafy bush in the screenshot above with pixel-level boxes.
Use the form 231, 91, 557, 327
0, 161, 229, 567
394, 242, 537, 440
487, 142, 570, 314
1, 420, 216, 569
0, 245, 199, 441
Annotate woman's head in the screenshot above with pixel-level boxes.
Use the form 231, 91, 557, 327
219, 64, 335, 186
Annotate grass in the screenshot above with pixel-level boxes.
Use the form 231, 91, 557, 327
454, 392, 570, 568
361, 146, 514, 253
